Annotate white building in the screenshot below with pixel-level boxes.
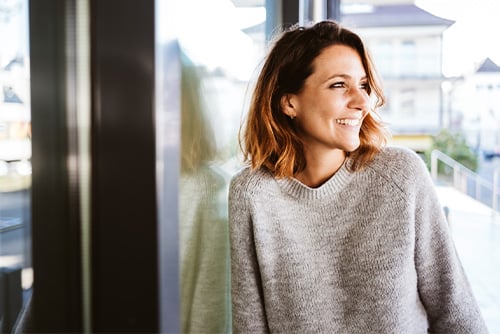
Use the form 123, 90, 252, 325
459, 58, 500, 157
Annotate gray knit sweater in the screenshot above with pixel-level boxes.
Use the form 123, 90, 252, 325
229, 146, 488, 334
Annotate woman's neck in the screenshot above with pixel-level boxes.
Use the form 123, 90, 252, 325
294, 150, 346, 188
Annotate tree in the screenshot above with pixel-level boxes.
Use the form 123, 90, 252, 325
424, 129, 478, 172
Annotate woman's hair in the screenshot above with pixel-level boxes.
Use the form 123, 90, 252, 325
180, 53, 218, 174
240, 20, 389, 177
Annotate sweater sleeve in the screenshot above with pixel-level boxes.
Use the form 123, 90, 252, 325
179, 170, 231, 334
228, 172, 270, 334
411, 155, 489, 333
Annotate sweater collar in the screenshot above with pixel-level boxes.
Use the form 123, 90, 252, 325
276, 159, 354, 200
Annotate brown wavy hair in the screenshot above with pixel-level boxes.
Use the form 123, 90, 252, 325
240, 20, 389, 177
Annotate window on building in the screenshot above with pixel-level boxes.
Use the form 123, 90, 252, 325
400, 89, 416, 116
371, 40, 393, 77
400, 40, 417, 76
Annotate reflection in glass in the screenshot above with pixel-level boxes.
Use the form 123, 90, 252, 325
179, 55, 231, 333
160, 0, 266, 332
0, 0, 32, 332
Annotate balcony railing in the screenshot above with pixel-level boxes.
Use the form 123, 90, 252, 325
430, 149, 500, 216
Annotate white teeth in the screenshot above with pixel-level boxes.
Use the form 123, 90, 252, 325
336, 118, 360, 126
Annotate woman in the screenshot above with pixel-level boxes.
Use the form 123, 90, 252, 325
229, 20, 487, 333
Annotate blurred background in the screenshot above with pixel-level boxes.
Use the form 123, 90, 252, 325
0, 0, 499, 332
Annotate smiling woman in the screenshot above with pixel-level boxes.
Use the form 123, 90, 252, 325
280, 44, 372, 186
228, 20, 489, 333
240, 20, 386, 181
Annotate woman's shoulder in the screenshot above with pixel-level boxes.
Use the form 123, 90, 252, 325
229, 165, 274, 197
372, 145, 426, 169
368, 145, 430, 186
230, 165, 270, 183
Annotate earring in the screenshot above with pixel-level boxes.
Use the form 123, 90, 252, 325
290, 114, 295, 120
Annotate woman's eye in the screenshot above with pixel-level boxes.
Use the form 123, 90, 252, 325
330, 82, 345, 88
360, 82, 369, 90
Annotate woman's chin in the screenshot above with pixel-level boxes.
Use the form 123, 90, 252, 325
343, 141, 361, 153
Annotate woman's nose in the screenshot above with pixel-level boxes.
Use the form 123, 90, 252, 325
348, 87, 370, 111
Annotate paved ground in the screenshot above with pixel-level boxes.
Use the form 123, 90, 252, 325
435, 186, 500, 333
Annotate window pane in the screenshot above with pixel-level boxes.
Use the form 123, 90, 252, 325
156, 0, 267, 332
0, 0, 32, 332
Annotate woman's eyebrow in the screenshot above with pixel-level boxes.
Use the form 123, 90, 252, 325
323, 74, 367, 84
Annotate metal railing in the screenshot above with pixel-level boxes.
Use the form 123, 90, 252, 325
430, 149, 500, 213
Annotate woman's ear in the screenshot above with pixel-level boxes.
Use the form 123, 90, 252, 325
280, 94, 297, 119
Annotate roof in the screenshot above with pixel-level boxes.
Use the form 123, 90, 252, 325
3, 56, 24, 71
476, 58, 500, 73
3, 86, 23, 104
341, 4, 455, 28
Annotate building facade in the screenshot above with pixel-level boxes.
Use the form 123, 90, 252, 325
458, 58, 500, 157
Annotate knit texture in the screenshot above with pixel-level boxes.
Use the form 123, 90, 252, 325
229, 146, 488, 334
180, 166, 232, 334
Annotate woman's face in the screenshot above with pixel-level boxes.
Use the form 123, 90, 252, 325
286, 44, 370, 154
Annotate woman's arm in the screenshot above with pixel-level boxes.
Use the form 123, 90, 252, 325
412, 156, 489, 333
229, 174, 270, 333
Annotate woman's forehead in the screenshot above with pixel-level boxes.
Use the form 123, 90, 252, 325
309, 45, 366, 79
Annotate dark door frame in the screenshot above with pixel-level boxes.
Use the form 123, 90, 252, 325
30, 0, 83, 331
30, 0, 159, 332
89, 0, 159, 332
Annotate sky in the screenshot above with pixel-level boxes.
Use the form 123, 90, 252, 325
157, 0, 265, 81
416, 0, 500, 76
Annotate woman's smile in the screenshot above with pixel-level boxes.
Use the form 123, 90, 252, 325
335, 118, 361, 126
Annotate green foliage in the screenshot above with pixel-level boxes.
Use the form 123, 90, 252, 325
424, 129, 478, 172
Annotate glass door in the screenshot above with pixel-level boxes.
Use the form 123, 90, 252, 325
0, 0, 32, 332
156, 0, 268, 332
